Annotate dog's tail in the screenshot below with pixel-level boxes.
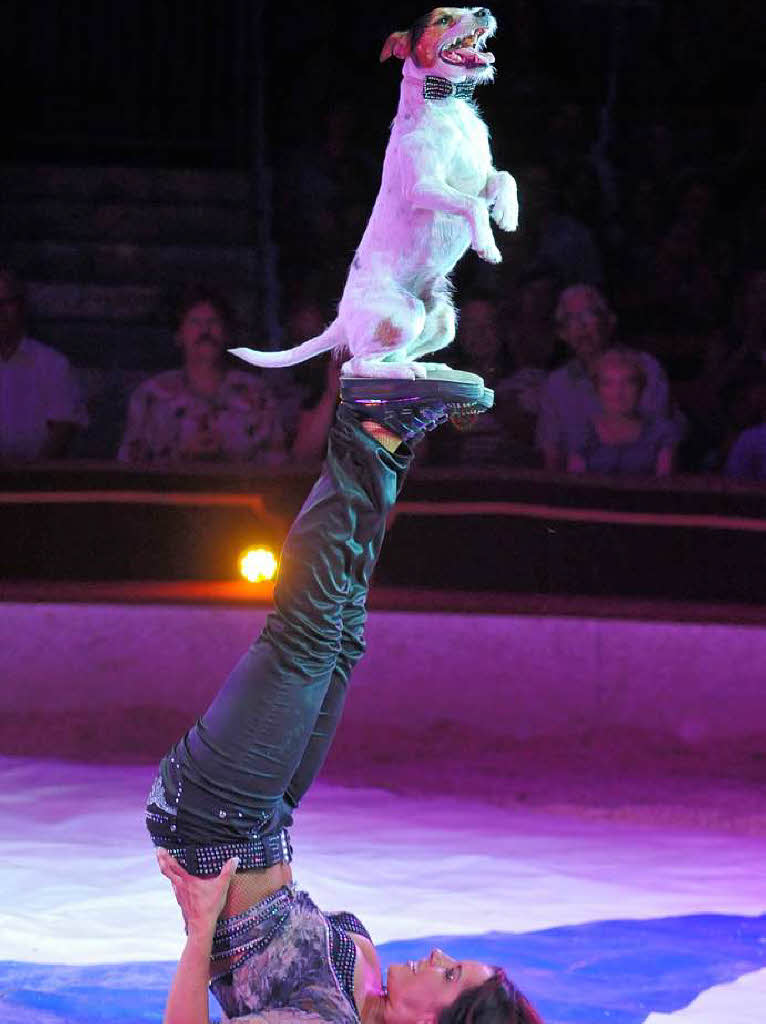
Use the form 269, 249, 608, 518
229, 321, 342, 369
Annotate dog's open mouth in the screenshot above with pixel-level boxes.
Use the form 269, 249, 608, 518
440, 28, 495, 69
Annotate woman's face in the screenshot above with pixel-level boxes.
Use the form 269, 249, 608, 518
597, 362, 641, 417
177, 301, 228, 366
557, 290, 613, 364
385, 948, 493, 1024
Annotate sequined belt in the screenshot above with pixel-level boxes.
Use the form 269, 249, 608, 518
149, 828, 293, 877
210, 884, 295, 972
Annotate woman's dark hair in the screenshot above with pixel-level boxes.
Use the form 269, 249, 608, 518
437, 970, 544, 1024
172, 283, 236, 334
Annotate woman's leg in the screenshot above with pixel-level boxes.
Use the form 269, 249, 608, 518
149, 405, 413, 852
281, 380, 494, 808
146, 384, 490, 871
283, 451, 408, 811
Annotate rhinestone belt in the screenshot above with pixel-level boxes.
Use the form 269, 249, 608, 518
153, 829, 293, 877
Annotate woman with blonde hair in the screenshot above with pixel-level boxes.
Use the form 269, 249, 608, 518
567, 347, 680, 476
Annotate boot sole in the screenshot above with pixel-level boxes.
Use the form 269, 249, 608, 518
340, 376, 489, 407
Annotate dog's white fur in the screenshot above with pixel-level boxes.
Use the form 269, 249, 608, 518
232, 7, 517, 380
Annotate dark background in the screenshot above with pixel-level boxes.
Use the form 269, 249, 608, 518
3, 2, 765, 171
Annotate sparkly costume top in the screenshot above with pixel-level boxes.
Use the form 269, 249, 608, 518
210, 886, 369, 1023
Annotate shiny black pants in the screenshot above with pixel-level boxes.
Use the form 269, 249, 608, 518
146, 406, 412, 870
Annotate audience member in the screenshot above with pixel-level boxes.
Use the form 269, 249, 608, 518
713, 366, 766, 477
504, 262, 562, 371
536, 284, 675, 471
291, 354, 341, 462
646, 174, 726, 343
615, 175, 662, 324
429, 294, 538, 467
276, 105, 376, 298
516, 163, 604, 288
118, 285, 286, 466
625, 116, 680, 204
724, 380, 766, 482
283, 302, 331, 405
453, 294, 509, 385
491, 264, 561, 460
0, 268, 87, 462
278, 300, 342, 460
719, 264, 766, 391
566, 348, 679, 477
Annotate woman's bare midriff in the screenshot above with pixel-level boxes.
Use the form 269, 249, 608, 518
209, 863, 383, 1007
210, 862, 294, 978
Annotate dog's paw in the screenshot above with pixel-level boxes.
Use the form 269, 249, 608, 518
492, 204, 519, 233
488, 171, 519, 233
343, 357, 419, 380
477, 241, 502, 264
471, 226, 502, 264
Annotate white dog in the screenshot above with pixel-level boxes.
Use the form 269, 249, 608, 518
232, 6, 517, 381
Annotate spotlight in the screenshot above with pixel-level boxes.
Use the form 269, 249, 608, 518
239, 546, 278, 583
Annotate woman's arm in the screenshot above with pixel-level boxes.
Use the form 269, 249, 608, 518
157, 850, 239, 1024
292, 360, 341, 461
164, 927, 216, 1024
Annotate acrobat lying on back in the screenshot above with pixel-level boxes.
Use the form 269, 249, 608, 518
232, 6, 518, 382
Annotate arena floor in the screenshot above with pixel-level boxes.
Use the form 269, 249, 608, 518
1, 755, 764, 1023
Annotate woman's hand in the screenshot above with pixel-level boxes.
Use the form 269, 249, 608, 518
157, 849, 238, 939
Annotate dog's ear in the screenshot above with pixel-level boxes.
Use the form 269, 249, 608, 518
380, 29, 412, 62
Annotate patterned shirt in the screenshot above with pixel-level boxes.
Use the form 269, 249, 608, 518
211, 887, 366, 1023
118, 369, 286, 465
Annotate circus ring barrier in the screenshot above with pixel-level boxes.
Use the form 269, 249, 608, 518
1, 461, 765, 772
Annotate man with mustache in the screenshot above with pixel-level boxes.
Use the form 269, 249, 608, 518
118, 285, 287, 465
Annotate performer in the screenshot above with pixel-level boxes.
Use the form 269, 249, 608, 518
147, 381, 543, 1024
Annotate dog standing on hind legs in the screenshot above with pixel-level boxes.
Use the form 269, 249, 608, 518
232, 7, 518, 385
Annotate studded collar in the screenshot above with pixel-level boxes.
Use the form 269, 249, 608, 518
423, 75, 477, 101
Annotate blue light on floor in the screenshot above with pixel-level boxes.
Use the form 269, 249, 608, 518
1, 914, 765, 1024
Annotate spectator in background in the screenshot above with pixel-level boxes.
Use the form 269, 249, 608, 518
279, 299, 342, 461
276, 105, 376, 298
504, 262, 562, 372
492, 263, 562, 460
719, 264, 766, 391
646, 173, 727, 356
428, 294, 538, 466
724, 369, 766, 482
682, 263, 766, 470
453, 293, 508, 386
516, 163, 604, 288
292, 354, 341, 462
118, 284, 286, 466
536, 284, 675, 470
567, 348, 679, 477
0, 267, 87, 461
